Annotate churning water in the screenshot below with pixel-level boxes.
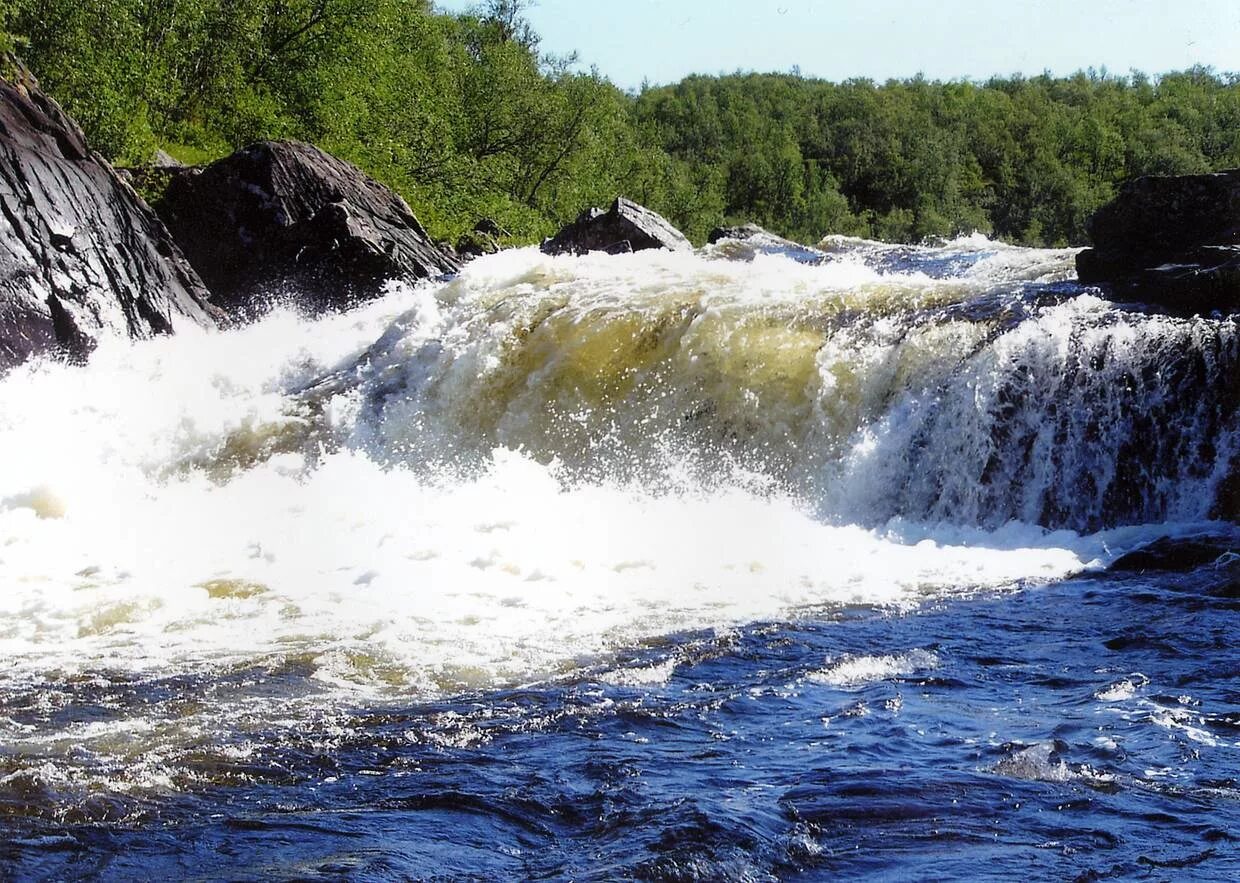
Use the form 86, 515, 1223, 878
1, 236, 1237, 879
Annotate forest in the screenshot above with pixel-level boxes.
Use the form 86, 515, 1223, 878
3, 0, 1240, 247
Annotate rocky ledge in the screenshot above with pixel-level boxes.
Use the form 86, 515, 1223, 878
542, 197, 690, 256
0, 56, 714, 371
0, 66, 218, 370
1076, 169, 1240, 314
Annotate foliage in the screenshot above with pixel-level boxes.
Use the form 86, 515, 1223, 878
7, 0, 1240, 246
636, 70, 1240, 245
8, 0, 648, 241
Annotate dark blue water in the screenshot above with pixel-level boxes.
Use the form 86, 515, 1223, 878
3, 548, 1237, 881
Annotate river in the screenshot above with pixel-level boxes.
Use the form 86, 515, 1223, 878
1, 236, 1237, 879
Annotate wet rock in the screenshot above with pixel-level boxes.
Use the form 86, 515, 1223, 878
1076, 170, 1240, 313
0, 65, 218, 371
541, 197, 690, 256
708, 223, 776, 243
1213, 464, 1240, 522
707, 223, 828, 265
1110, 535, 1237, 573
157, 140, 459, 317
436, 240, 461, 263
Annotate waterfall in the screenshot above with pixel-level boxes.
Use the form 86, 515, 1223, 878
0, 237, 1232, 691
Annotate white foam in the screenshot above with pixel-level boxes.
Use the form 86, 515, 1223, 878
1095, 673, 1149, 702
601, 658, 678, 687
1145, 704, 1220, 747
0, 439, 1104, 694
808, 649, 940, 686
0, 247, 1225, 696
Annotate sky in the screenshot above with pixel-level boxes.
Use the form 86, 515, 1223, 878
435, 0, 1240, 90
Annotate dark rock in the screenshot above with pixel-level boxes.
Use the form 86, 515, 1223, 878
0, 66, 218, 371
541, 197, 691, 256
157, 140, 459, 316
456, 234, 499, 261
473, 217, 509, 238
707, 223, 828, 265
1076, 170, 1240, 313
1213, 461, 1240, 522
1110, 535, 1237, 573
436, 240, 460, 263
456, 218, 509, 262
707, 223, 771, 244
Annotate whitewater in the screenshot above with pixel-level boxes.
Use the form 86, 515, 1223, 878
2, 236, 1238, 880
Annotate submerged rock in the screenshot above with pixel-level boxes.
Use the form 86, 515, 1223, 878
542, 197, 690, 256
1076, 170, 1240, 313
0, 66, 218, 371
157, 140, 459, 317
1109, 535, 1238, 573
707, 223, 828, 264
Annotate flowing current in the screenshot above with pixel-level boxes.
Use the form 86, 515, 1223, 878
2, 237, 1238, 879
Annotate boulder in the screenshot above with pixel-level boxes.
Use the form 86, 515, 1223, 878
456, 232, 500, 261
151, 149, 184, 169
541, 197, 691, 256
0, 66, 218, 371
436, 240, 461, 264
157, 140, 459, 316
473, 217, 508, 239
1075, 170, 1240, 313
707, 223, 828, 265
1109, 535, 1237, 573
456, 218, 509, 262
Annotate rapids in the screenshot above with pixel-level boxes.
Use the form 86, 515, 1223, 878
1, 235, 1237, 879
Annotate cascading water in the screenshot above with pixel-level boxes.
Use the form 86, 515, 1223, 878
316, 241, 1239, 532
2, 236, 1238, 880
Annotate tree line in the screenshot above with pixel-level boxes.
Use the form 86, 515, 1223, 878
2, 0, 1239, 247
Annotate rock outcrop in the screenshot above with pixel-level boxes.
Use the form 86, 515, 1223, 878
542, 197, 691, 256
456, 218, 509, 261
1076, 170, 1240, 313
0, 68, 218, 371
707, 223, 828, 264
157, 140, 459, 316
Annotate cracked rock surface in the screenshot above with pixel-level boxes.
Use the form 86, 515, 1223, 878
156, 140, 460, 317
541, 197, 691, 257
0, 73, 218, 371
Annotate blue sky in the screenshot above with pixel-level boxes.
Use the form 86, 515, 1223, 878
435, 0, 1240, 90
